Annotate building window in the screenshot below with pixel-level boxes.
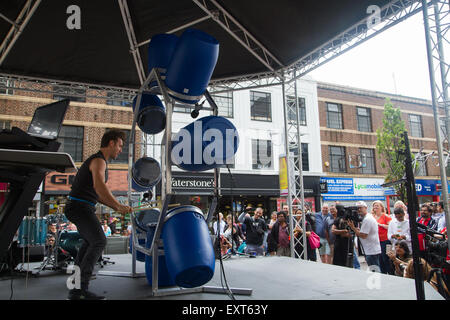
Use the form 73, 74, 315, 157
409, 114, 423, 138
415, 153, 428, 176
53, 85, 86, 102
0, 120, 11, 130
106, 129, 130, 164
252, 139, 272, 169
329, 146, 346, 173
359, 148, 376, 174
326, 102, 343, 129
211, 91, 233, 118
57, 125, 84, 162
289, 143, 309, 171
173, 103, 192, 114
106, 91, 132, 107
287, 96, 307, 126
250, 91, 272, 122
0, 78, 14, 95
356, 107, 372, 132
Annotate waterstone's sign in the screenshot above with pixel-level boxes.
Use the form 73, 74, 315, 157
171, 177, 215, 189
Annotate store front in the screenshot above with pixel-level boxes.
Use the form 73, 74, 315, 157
156, 171, 282, 221
320, 177, 394, 211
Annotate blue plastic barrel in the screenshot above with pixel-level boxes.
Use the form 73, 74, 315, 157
162, 205, 215, 288
131, 156, 161, 192
165, 29, 219, 104
132, 94, 166, 134
148, 33, 179, 89
171, 115, 239, 171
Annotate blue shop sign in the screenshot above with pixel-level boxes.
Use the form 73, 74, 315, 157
415, 179, 450, 196
320, 177, 353, 195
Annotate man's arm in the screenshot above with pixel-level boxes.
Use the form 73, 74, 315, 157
347, 220, 368, 239
90, 158, 130, 213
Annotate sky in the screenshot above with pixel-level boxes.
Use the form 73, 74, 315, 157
307, 11, 435, 101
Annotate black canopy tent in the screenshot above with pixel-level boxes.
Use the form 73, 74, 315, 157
0, 0, 395, 89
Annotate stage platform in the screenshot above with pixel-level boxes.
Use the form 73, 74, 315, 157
0, 254, 444, 300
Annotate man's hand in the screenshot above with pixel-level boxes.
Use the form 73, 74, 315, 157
347, 220, 356, 231
116, 204, 132, 214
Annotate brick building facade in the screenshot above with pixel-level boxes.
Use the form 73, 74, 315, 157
317, 82, 446, 210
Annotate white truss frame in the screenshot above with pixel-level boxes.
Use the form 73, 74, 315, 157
421, 0, 450, 253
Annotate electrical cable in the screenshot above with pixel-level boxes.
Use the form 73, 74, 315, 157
214, 164, 237, 300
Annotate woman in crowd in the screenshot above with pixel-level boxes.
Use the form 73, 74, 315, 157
372, 200, 392, 274
387, 240, 412, 277
293, 208, 316, 261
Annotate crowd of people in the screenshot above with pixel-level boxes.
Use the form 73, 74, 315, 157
212, 200, 449, 298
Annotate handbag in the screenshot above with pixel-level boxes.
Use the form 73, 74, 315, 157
308, 231, 321, 249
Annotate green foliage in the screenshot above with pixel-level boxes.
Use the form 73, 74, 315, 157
376, 98, 408, 201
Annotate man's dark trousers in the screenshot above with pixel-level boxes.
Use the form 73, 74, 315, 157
65, 200, 106, 290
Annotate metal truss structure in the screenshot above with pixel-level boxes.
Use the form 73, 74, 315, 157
421, 0, 450, 253
0, 0, 41, 66
281, 70, 308, 259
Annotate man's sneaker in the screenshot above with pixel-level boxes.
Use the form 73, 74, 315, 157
67, 289, 106, 300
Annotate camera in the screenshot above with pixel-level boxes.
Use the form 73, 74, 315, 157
418, 222, 450, 268
336, 204, 362, 224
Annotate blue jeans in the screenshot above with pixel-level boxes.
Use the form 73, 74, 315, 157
353, 248, 360, 269
365, 254, 381, 272
245, 243, 264, 256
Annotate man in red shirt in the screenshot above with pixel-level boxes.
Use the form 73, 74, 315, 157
417, 203, 438, 258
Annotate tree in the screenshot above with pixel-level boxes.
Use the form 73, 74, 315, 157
376, 98, 409, 202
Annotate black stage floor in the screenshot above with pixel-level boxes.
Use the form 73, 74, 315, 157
0, 254, 444, 300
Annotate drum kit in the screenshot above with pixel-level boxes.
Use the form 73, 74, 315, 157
14, 197, 84, 274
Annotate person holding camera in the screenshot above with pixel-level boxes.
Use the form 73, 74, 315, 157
238, 207, 268, 256
347, 201, 381, 271
331, 207, 352, 267
387, 240, 412, 277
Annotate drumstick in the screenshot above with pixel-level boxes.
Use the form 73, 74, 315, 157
111, 203, 181, 215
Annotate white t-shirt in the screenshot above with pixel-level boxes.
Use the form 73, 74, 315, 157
387, 219, 411, 251
359, 214, 381, 255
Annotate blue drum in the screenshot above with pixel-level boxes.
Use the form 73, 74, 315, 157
59, 230, 83, 258
132, 94, 166, 135
17, 217, 47, 247
162, 205, 215, 288
165, 29, 219, 104
171, 115, 239, 171
131, 157, 162, 192
148, 33, 179, 89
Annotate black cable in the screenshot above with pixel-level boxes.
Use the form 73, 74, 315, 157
214, 164, 237, 300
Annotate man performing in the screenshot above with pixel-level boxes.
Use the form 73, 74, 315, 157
65, 130, 132, 300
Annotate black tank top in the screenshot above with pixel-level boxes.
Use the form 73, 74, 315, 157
69, 151, 108, 204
